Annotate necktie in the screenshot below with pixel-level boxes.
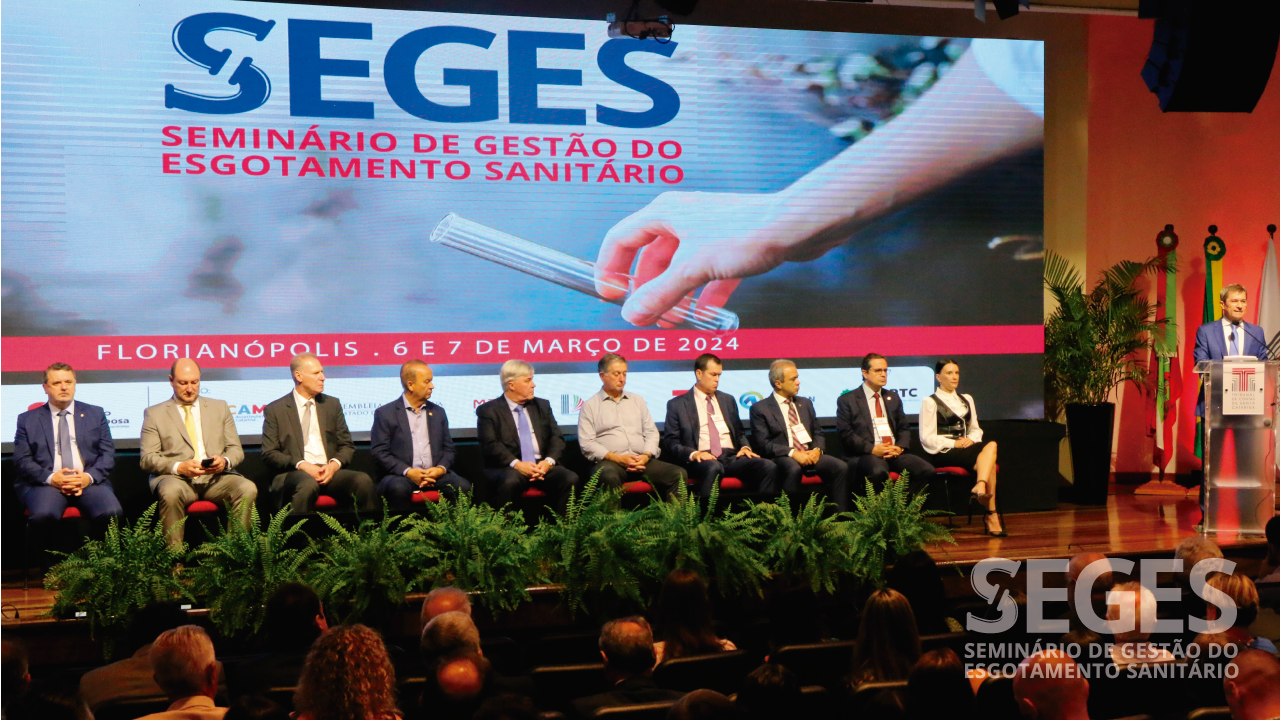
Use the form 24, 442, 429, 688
1230, 325, 1240, 356
706, 395, 722, 456
301, 400, 314, 448
183, 404, 200, 460
786, 399, 807, 453
515, 405, 537, 463
57, 410, 74, 471
874, 392, 892, 444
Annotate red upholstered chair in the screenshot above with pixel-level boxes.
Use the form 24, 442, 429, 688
623, 481, 654, 494
522, 487, 547, 499
314, 494, 338, 510
931, 464, 999, 525
411, 490, 441, 504
186, 500, 220, 516
23, 506, 82, 590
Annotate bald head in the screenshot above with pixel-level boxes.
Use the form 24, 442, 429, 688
1013, 651, 1090, 720
436, 655, 485, 702
422, 587, 472, 624
421, 611, 480, 664
169, 359, 202, 405
1226, 650, 1280, 720
1068, 553, 1110, 584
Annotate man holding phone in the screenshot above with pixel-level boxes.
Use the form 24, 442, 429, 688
13, 362, 123, 563
140, 358, 254, 548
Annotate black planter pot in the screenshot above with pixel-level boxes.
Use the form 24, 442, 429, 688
1065, 403, 1115, 505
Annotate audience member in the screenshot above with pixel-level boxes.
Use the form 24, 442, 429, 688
423, 652, 490, 720
2, 639, 31, 712
653, 569, 737, 664
886, 550, 961, 635
140, 625, 225, 720
5, 680, 92, 720
80, 602, 222, 711
227, 582, 328, 699
571, 617, 683, 720
735, 663, 800, 720
473, 694, 539, 720
1258, 516, 1280, 583
667, 689, 741, 720
1012, 651, 1090, 720
293, 625, 400, 720
1064, 553, 1113, 632
905, 649, 972, 720
1174, 536, 1225, 621
419, 611, 534, 701
1105, 582, 1175, 666
1199, 573, 1277, 653
420, 586, 471, 625
1224, 650, 1280, 720
847, 589, 921, 688
222, 696, 290, 720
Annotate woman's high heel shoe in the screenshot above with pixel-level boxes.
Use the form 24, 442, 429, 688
982, 511, 1007, 537
970, 481, 993, 502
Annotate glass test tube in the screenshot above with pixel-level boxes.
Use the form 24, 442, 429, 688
430, 213, 740, 333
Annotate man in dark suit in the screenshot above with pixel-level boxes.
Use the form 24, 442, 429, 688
260, 353, 376, 513
570, 617, 683, 720
751, 359, 850, 510
370, 360, 471, 513
13, 362, 123, 556
835, 353, 934, 495
226, 582, 326, 700
663, 353, 777, 496
475, 359, 580, 514
1193, 283, 1270, 416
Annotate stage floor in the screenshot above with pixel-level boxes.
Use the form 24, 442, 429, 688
2, 493, 1270, 627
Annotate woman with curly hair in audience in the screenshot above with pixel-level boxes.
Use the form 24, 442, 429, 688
652, 568, 737, 664
846, 588, 922, 688
294, 624, 401, 720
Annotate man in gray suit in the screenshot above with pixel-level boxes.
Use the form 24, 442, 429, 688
141, 359, 255, 548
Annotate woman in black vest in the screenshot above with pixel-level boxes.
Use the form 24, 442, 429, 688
918, 359, 1004, 536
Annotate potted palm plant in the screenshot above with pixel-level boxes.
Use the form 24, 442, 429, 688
1043, 251, 1172, 504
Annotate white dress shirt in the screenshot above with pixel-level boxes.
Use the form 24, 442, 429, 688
918, 389, 984, 455
47, 400, 85, 483
772, 393, 807, 458
862, 384, 895, 445
504, 396, 553, 467
692, 387, 734, 458
1222, 317, 1247, 356
293, 390, 332, 467
172, 399, 205, 475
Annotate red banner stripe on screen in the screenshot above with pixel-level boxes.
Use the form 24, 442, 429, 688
1, 326, 1043, 372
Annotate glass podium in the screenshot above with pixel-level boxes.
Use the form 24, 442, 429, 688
1195, 359, 1279, 535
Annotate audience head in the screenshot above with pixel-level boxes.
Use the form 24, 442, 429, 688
265, 582, 327, 652
150, 625, 218, 701
224, 695, 290, 720
886, 550, 951, 635
420, 610, 481, 665
655, 568, 723, 661
668, 689, 740, 720
1175, 536, 1224, 586
1066, 552, 1113, 630
736, 663, 799, 719
294, 624, 398, 720
4, 680, 91, 720
1224, 649, 1280, 720
434, 651, 489, 703
851, 588, 921, 684
599, 616, 657, 678
2, 639, 31, 706
127, 601, 191, 655
1205, 572, 1260, 628
1013, 650, 1089, 720
907, 649, 973, 720
474, 693, 539, 720
1106, 582, 1157, 643
421, 586, 472, 624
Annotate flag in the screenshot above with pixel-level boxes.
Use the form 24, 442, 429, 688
1196, 227, 1227, 461
1147, 226, 1178, 476
1258, 229, 1279, 344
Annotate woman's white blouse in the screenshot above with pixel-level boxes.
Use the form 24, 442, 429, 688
919, 389, 983, 455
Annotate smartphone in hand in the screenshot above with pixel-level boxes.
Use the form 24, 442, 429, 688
200, 457, 215, 469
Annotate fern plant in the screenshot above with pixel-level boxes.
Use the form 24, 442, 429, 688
749, 493, 862, 593
847, 474, 954, 587
187, 501, 314, 638
44, 503, 191, 658
531, 474, 660, 616
307, 505, 424, 625
633, 480, 770, 597
407, 493, 538, 616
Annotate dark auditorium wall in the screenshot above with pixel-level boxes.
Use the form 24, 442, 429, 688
1084, 15, 1280, 479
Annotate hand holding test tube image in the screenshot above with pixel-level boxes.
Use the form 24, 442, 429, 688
430, 213, 740, 332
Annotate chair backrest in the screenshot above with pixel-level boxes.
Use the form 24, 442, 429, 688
799, 684, 835, 720
94, 697, 173, 720
531, 632, 603, 667
653, 649, 755, 694
919, 631, 969, 657
1187, 708, 1231, 720
530, 663, 609, 714
481, 635, 522, 677
843, 680, 908, 719
395, 678, 425, 715
592, 700, 679, 719
771, 640, 856, 688
262, 687, 296, 712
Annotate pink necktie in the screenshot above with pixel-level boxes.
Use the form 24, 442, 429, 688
706, 395, 722, 456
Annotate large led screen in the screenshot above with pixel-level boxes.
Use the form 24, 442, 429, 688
1, 1, 1046, 440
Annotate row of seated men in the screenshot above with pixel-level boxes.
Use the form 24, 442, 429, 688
13, 349, 974, 552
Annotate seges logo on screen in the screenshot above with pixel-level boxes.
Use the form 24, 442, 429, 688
165, 13, 682, 128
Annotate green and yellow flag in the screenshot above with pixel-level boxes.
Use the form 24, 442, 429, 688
1196, 226, 1227, 460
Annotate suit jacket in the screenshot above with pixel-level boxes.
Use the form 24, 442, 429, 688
13, 401, 115, 487
661, 389, 748, 461
569, 677, 683, 720
370, 396, 456, 476
750, 394, 826, 459
260, 392, 355, 473
836, 386, 910, 457
475, 396, 565, 468
79, 645, 230, 712
1192, 320, 1269, 416
136, 695, 227, 720
139, 397, 245, 490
